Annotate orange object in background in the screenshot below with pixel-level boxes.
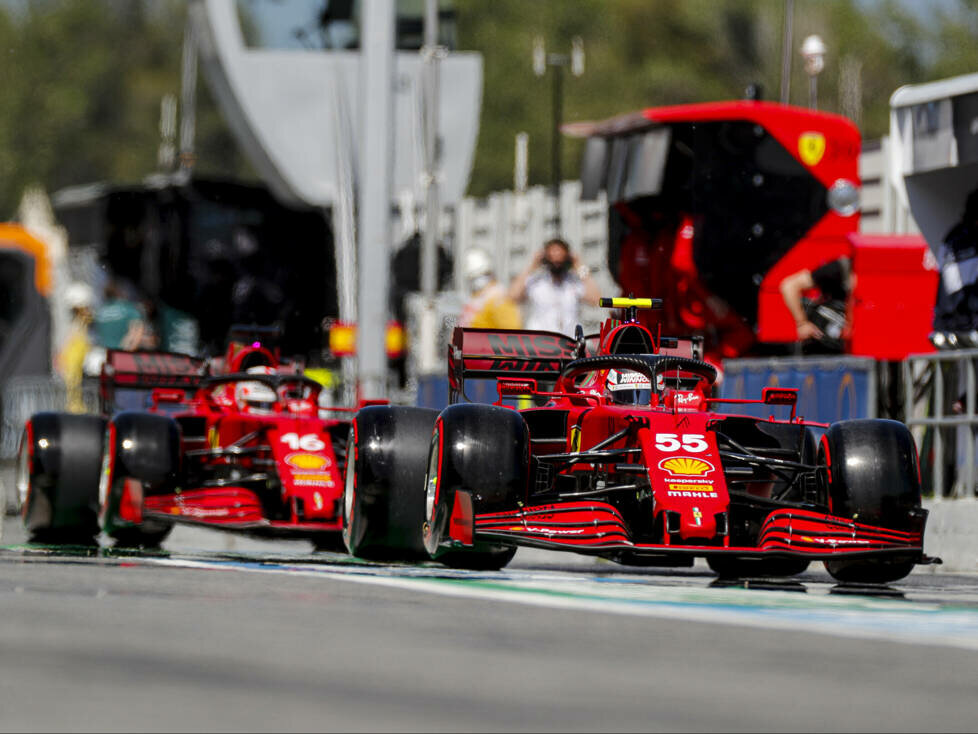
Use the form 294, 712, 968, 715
0, 223, 52, 296
328, 322, 357, 357
847, 234, 939, 360
385, 321, 406, 359
328, 321, 406, 359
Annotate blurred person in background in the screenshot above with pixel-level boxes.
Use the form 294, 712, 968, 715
56, 282, 94, 413
459, 248, 521, 329
779, 255, 854, 354
94, 278, 151, 351
933, 188, 978, 335
509, 237, 600, 335
131, 296, 161, 350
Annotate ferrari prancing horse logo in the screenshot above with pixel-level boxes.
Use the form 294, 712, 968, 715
798, 132, 826, 166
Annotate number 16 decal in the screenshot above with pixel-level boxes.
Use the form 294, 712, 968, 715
280, 432, 326, 451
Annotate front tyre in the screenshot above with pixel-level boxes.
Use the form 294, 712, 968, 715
101, 412, 179, 548
20, 412, 106, 545
423, 404, 526, 571
343, 406, 439, 560
820, 419, 923, 584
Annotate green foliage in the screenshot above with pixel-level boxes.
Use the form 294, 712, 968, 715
458, 0, 975, 196
0, 0, 252, 218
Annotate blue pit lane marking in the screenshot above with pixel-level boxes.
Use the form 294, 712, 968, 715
134, 553, 978, 652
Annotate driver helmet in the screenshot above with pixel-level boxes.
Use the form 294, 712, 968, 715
235, 366, 277, 414
605, 368, 653, 406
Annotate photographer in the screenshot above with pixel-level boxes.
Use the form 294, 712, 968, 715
779, 255, 854, 354
508, 237, 600, 336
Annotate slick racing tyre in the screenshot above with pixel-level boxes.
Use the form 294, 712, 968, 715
343, 406, 439, 561
819, 419, 923, 584
19, 412, 106, 545
101, 412, 179, 548
422, 403, 527, 571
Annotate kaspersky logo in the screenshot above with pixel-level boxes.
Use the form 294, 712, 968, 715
658, 456, 715, 477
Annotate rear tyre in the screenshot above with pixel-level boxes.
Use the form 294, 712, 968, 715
101, 412, 179, 548
20, 412, 106, 545
343, 406, 439, 561
820, 419, 923, 584
423, 404, 526, 571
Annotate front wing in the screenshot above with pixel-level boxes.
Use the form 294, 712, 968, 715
143, 488, 342, 533
460, 500, 926, 561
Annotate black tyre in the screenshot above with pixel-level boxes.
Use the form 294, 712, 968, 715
422, 404, 526, 571
820, 419, 923, 584
707, 555, 810, 578
342, 406, 439, 560
19, 412, 106, 545
101, 412, 179, 548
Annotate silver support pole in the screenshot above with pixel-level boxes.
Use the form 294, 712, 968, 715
179, 16, 198, 172
779, 0, 794, 104
357, 0, 396, 399
421, 0, 440, 300
417, 0, 444, 374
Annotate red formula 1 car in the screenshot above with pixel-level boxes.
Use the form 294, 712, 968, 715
344, 298, 933, 582
18, 329, 358, 550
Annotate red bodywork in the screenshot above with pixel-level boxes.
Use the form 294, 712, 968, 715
572, 100, 937, 360
441, 308, 927, 564
100, 342, 358, 541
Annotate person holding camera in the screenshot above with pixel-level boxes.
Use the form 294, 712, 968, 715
779, 255, 854, 353
508, 237, 600, 336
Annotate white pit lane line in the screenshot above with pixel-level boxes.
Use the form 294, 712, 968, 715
139, 554, 978, 652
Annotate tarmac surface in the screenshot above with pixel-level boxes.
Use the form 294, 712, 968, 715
2, 517, 978, 732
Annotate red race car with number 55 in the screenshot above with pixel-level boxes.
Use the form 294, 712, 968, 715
18, 327, 361, 550
343, 297, 936, 582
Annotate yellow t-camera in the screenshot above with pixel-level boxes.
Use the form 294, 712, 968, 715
598, 297, 663, 310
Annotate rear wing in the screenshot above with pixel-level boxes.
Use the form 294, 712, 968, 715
100, 349, 208, 412
448, 327, 583, 403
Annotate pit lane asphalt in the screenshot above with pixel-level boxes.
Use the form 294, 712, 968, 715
2, 516, 977, 733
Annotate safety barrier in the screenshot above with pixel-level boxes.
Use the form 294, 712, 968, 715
718, 356, 877, 424
903, 349, 978, 499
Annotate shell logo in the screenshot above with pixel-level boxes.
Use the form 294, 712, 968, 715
659, 456, 715, 477
286, 453, 328, 470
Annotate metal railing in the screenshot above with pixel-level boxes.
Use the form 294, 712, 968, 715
903, 349, 978, 499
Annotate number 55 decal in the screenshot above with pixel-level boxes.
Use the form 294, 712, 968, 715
654, 433, 708, 453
